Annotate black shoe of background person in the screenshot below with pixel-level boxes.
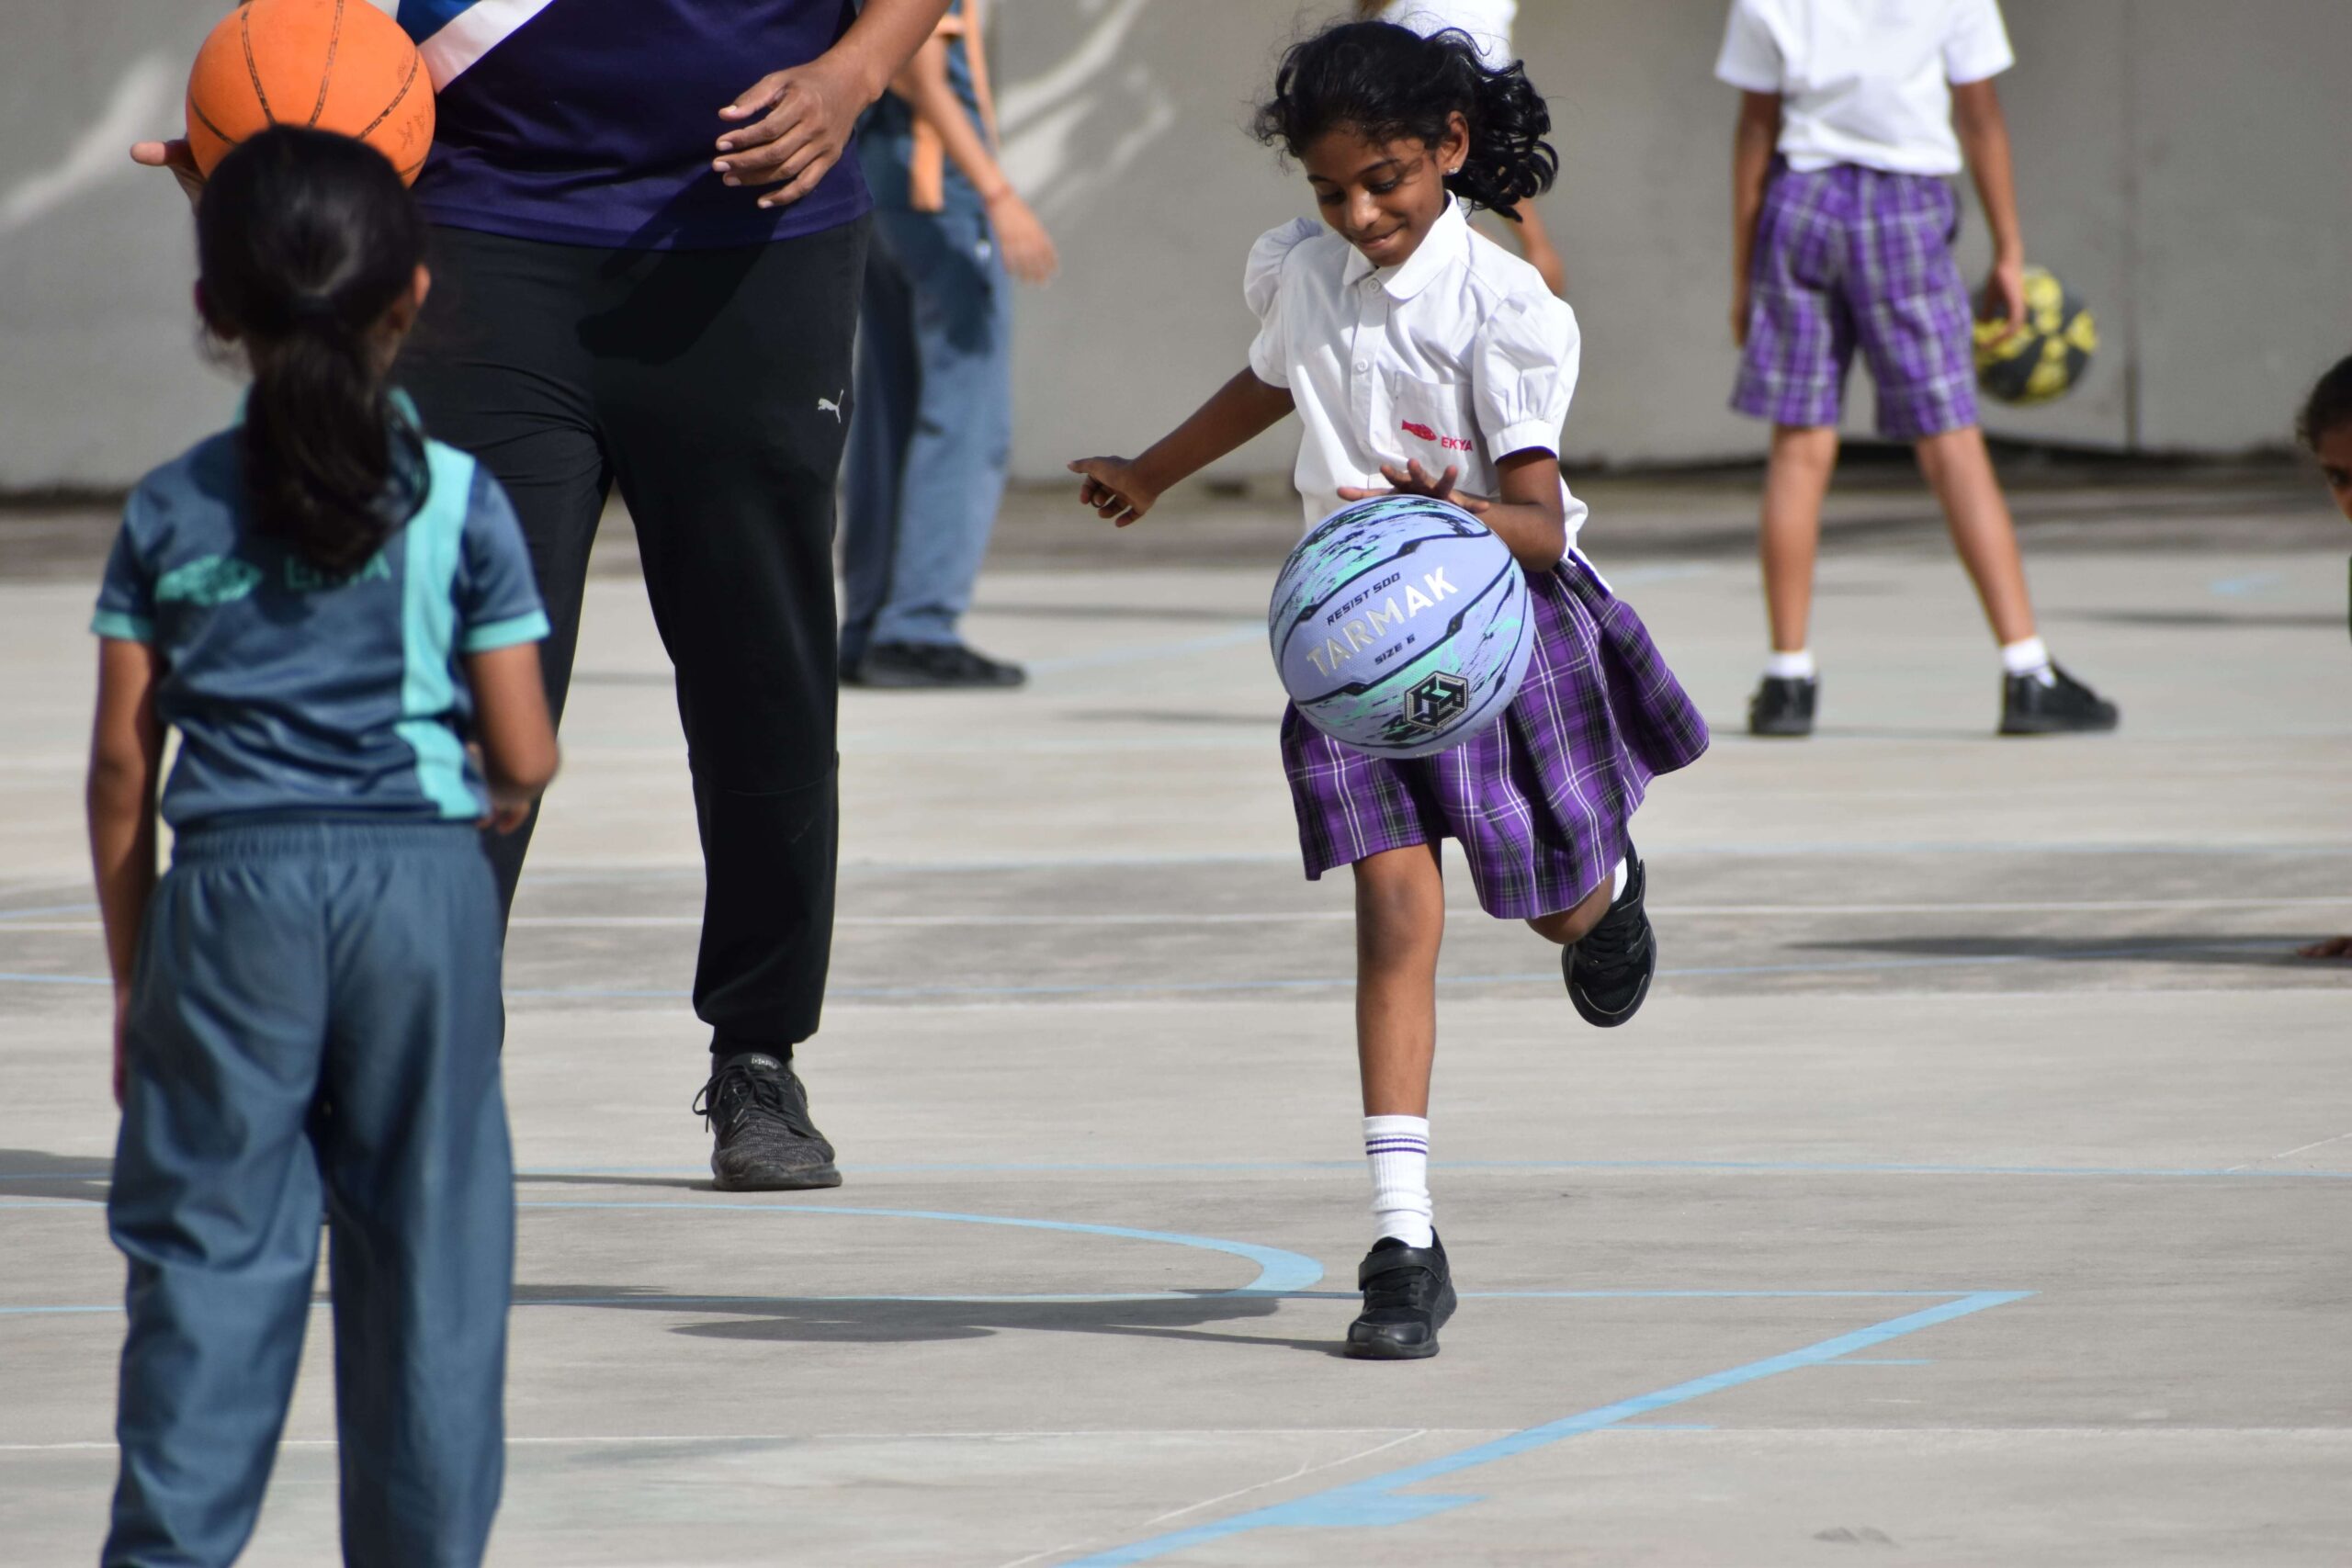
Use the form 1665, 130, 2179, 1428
1747, 674, 1817, 737
1565, 854, 1656, 1029
694, 1053, 842, 1190
852, 641, 1027, 689
1998, 664, 2119, 735
1345, 1234, 1457, 1360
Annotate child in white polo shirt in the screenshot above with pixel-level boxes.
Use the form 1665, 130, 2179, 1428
1069, 19, 1707, 1359
1717, 0, 2120, 736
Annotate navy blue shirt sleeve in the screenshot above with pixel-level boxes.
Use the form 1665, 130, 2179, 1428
454, 465, 550, 653
92, 496, 157, 643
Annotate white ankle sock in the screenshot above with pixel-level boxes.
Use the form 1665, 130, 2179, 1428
1764, 649, 1817, 681
1363, 1115, 1433, 1247
2001, 637, 2054, 684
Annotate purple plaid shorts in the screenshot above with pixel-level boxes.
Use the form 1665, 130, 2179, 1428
1280, 556, 1710, 920
1733, 161, 1980, 440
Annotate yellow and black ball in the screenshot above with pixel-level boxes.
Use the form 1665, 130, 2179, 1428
1973, 265, 2097, 407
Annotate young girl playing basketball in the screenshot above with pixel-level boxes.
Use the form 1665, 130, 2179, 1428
88, 127, 557, 1565
1069, 21, 1708, 1359
2294, 355, 2352, 962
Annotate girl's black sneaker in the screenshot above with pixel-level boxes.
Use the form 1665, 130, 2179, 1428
1346, 1234, 1457, 1360
1565, 855, 1656, 1028
1747, 674, 1817, 737
1999, 665, 2119, 735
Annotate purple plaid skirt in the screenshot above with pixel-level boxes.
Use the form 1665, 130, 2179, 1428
1280, 555, 1709, 919
1733, 160, 1980, 440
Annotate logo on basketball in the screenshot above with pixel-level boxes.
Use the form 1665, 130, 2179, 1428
1268, 494, 1534, 760
1403, 671, 1470, 732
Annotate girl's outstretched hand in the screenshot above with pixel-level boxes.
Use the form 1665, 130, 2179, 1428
1069, 457, 1159, 526
2297, 935, 2352, 960
1338, 459, 1489, 513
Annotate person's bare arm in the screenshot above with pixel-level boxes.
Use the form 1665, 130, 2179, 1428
1068, 370, 1295, 525
1506, 201, 1566, 297
1730, 90, 1781, 346
890, 34, 1057, 283
717, 0, 955, 209
86, 638, 164, 1107
1952, 77, 2027, 333
1340, 449, 1567, 573
464, 644, 560, 834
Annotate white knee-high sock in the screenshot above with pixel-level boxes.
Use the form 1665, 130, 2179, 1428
1364, 1114, 1433, 1247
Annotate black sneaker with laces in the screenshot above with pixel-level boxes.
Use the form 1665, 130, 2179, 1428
1747, 674, 1817, 737
694, 1052, 842, 1190
1999, 664, 2119, 735
1565, 854, 1656, 1029
1346, 1234, 1457, 1360
851, 641, 1026, 690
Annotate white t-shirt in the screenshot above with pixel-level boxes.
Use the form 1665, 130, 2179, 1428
1713, 0, 2015, 176
1244, 197, 1589, 548
1378, 0, 1518, 71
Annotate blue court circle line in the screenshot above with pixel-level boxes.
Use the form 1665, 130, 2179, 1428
0, 1203, 1323, 1313
513, 1202, 1325, 1303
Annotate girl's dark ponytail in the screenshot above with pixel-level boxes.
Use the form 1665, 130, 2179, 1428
197, 127, 429, 573
1255, 21, 1558, 219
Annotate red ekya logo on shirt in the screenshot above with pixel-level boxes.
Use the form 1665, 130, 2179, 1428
1402, 421, 1474, 453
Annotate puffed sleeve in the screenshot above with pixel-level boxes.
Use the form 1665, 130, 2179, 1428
1243, 218, 1318, 389
1472, 290, 1579, 463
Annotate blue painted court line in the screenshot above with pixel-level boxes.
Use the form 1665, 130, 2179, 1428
1826, 1358, 1934, 1365
1060, 1291, 2031, 1566
512, 1202, 1325, 1301
11, 1157, 2350, 1190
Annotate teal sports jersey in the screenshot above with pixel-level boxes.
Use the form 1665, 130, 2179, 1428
93, 406, 549, 829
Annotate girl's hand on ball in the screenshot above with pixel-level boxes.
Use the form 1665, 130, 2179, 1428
130, 140, 204, 209
1340, 460, 1484, 511
1068, 457, 1157, 526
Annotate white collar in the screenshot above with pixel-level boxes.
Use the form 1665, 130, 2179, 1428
1340, 197, 1470, 302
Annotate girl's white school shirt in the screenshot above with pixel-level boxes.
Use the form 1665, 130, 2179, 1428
1245, 197, 1589, 552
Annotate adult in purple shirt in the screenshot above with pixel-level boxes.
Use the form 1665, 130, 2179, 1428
138, 0, 953, 1191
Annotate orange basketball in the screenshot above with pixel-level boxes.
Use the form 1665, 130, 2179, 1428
187, 0, 435, 186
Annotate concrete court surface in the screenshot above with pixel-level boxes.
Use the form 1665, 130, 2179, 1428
3, 471, 2351, 1565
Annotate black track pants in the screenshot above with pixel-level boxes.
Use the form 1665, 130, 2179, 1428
399, 220, 870, 1052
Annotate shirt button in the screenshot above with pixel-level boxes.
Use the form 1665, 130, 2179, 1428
1353, 360, 1368, 372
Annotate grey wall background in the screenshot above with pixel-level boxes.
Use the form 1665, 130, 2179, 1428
3, 1, 2348, 489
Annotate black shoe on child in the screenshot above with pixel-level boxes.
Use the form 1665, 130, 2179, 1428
1346, 1234, 1457, 1360
1565, 854, 1656, 1029
1999, 664, 2118, 735
1747, 674, 1817, 737
853, 641, 1027, 690
695, 1052, 842, 1190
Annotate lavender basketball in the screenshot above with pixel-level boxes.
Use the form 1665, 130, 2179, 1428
1269, 495, 1534, 760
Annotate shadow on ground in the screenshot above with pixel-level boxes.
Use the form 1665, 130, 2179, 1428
511, 1282, 1343, 1356
1806, 934, 2301, 967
